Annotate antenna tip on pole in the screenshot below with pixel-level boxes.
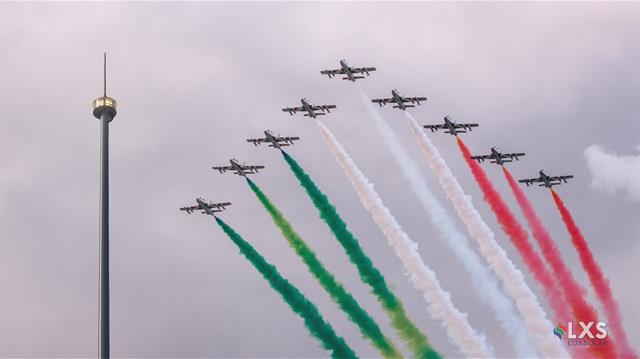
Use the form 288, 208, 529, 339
103, 52, 107, 97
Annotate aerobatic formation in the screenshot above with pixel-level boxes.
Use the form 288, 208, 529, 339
180, 58, 635, 358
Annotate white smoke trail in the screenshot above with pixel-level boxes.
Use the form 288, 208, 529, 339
316, 119, 492, 358
404, 111, 569, 358
357, 90, 537, 357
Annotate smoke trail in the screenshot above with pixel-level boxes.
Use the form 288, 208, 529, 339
281, 150, 441, 359
457, 137, 572, 323
316, 120, 492, 358
246, 178, 402, 359
403, 113, 568, 358
357, 89, 536, 357
552, 190, 636, 358
503, 167, 616, 358
213, 216, 358, 359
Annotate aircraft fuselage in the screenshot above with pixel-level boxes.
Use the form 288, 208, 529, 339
391, 90, 406, 110
340, 60, 355, 81
230, 159, 247, 177
491, 147, 505, 165
264, 130, 281, 149
539, 170, 557, 188
196, 198, 215, 215
301, 98, 317, 118
444, 117, 458, 135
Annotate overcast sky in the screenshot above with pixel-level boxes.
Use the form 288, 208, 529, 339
1, 2, 638, 358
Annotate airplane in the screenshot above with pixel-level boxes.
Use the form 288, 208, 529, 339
470, 147, 526, 166
423, 116, 479, 136
180, 197, 231, 216
212, 158, 265, 177
519, 170, 574, 188
246, 130, 300, 149
320, 59, 376, 82
371, 89, 427, 110
282, 98, 337, 118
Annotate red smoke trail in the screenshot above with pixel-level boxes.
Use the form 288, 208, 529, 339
552, 190, 636, 358
457, 138, 571, 323
504, 167, 616, 358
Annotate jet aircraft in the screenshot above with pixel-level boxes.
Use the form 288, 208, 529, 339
180, 197, 231, 215
246, 130, 300, 149
212, 158, 265, 177
320, 59, 376, 82
471, 147, 526, 165
519, 170, 574, 188
371, 89, 427, 110
424, 116, 479, 136
282, 98, 336, 118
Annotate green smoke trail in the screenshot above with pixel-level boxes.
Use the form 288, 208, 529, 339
247, 178, 402, 359
214, 216, 358, 359
281, 151, 441, 359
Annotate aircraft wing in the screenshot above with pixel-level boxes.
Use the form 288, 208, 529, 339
503, 152, 526, 160
455, 123, 479, 130
423, 124, 448, 132
518, 177, 542, 186
273, 136, 300, 147
208, 202, 231, 210
320, 68, 345, 77
179, 205, 200, 213
276, 136, 300, 142
240, 165, 265, 174
246, 137, 269, 146
212, 165, 234, 173
371, 97, 395, 106
282, 106, 304, 115
550, 175, 574, 182
311, 104, 336, 113
470, 154, 492, 163
402, 96, 427, 104
352, 66, 377, 74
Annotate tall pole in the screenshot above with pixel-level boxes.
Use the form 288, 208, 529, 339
99, 109, 110, 359
93, 53, 117, 359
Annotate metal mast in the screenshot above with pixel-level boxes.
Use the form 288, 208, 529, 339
92, 53, 117, 359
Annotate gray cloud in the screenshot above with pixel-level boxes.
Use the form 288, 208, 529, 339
584, 145, 640, 201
